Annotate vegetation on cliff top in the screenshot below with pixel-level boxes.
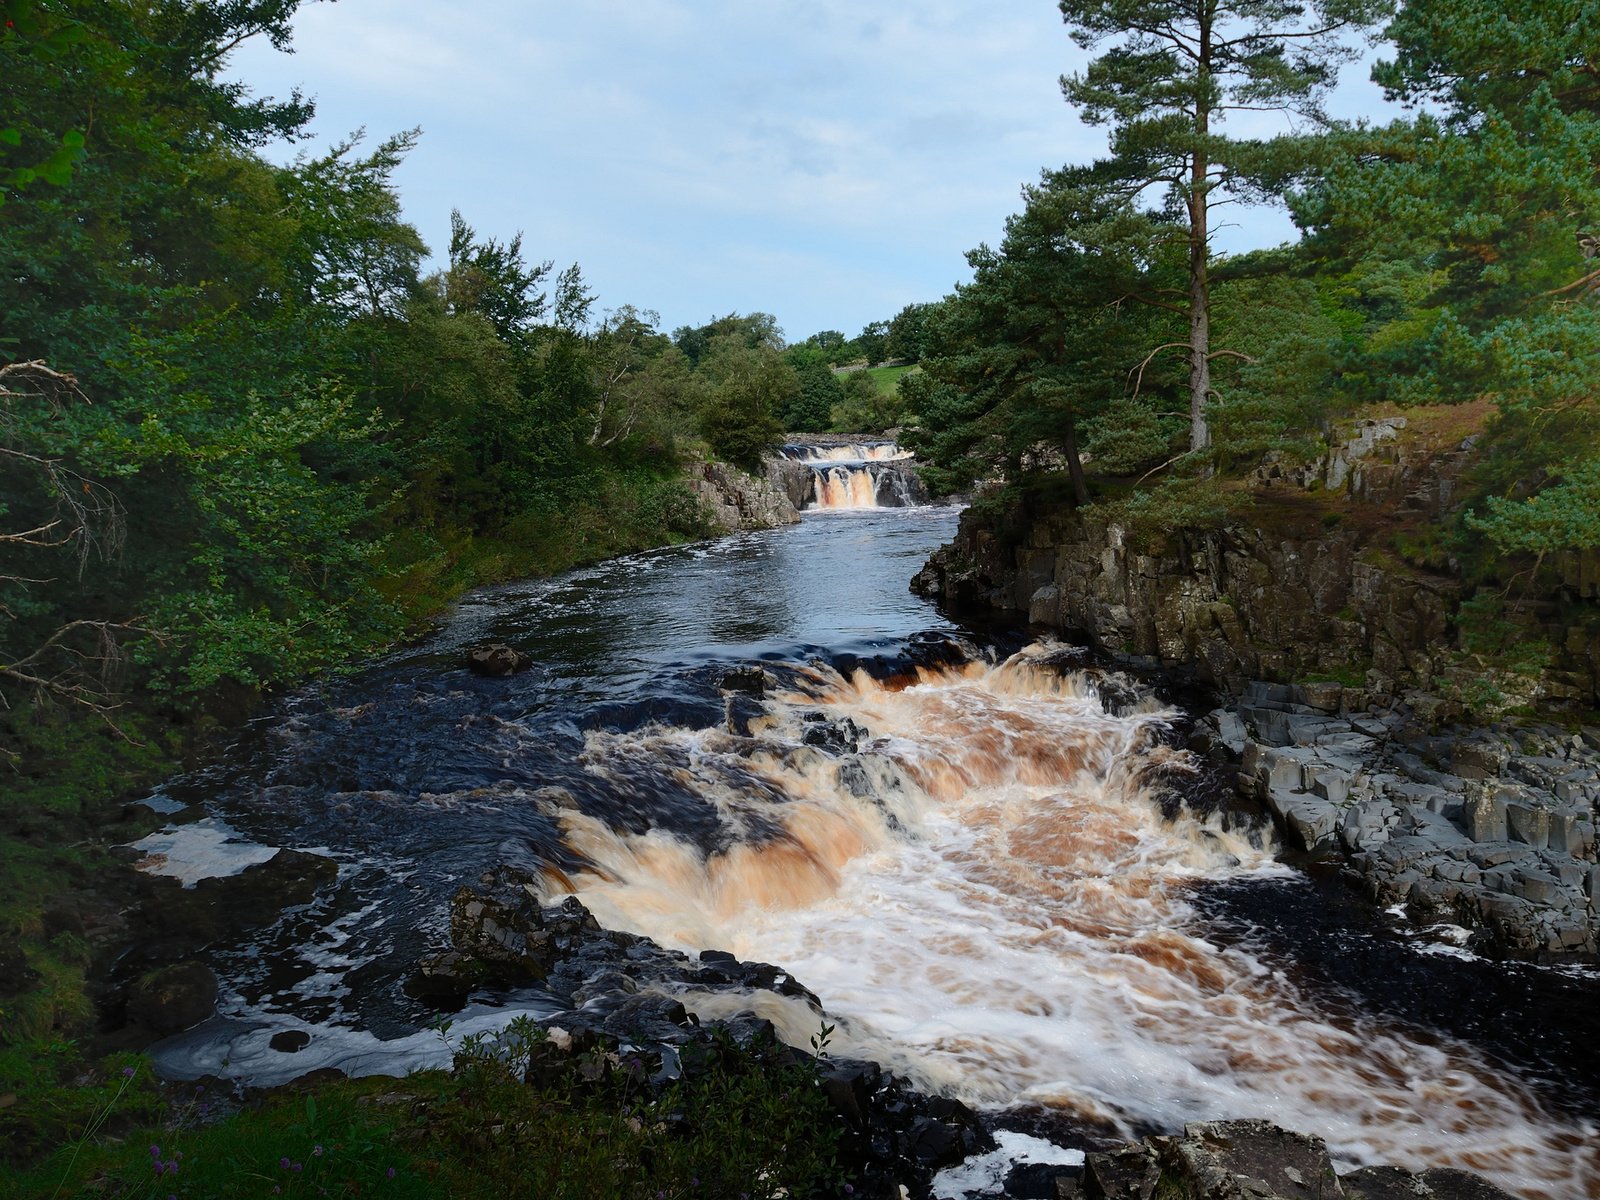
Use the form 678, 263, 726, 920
905, 1, 1599, 590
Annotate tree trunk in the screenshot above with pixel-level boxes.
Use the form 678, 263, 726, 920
1189, 26, 1213, 455
1064, 416, 1090, 507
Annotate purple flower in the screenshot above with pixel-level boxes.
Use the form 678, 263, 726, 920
314, 1144, 324, 1156
122, 1066, 136, 1078
292, 1161, 303, 1172
280, 1157, 292, 1170
150, 1145, 161, 1159
387, 1167, 397, 1179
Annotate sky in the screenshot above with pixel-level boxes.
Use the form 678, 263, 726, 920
227, 0, 1399, 343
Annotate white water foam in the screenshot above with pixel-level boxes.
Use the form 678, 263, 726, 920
128, 816, 280, 887
552, 646, 1599, 1199
932, 1130, 1085, 1200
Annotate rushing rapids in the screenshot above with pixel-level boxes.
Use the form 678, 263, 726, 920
781, 439, 925, 508
135, 508, 1600, 1199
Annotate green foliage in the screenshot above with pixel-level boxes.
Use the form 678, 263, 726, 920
697, 336, 791, 470
830, 369, 900, 434
1087, 476, 1251, 552
1467, 458, 1600, 556
884, 301, 940, 363
781, 348, 845, 431
1300, 4, 1600, 563
1058, 0, 1393, 452
9, 1023, 846, 1200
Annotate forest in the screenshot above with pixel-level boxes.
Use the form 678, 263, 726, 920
906, 0, 1599, 577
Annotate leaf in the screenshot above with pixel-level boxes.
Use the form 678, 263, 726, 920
0, 128, 20, 146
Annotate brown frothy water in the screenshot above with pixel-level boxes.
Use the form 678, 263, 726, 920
552, 646, 1598, 1199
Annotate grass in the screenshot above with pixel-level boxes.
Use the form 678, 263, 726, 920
863, 364, 916, 397
4, 1021, 847, 1200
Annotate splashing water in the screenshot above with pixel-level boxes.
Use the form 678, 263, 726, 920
559, 647, 1599, 1199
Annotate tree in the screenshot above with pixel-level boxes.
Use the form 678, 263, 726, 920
854, 320, 890, 366
696, 336, 791, 471
1058, 0, 1391, 453
0, 362, 142, 748
1298, 2, 1600, 559
885, 302, 939, 363
780, 347, 844, 431
441, 208, 551, 341
907, 168, 1179, 502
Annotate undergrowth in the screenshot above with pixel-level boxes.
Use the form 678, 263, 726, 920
3, 1018, 847, 1200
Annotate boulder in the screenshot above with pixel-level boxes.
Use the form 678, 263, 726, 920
126, 960, 218, 1034
466, 643, 533, 677
1164, 1119, 1344, 1199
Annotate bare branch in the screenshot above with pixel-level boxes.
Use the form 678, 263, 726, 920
1128, 341, 1194, 399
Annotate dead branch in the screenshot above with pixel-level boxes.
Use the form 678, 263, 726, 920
1128, 341, 1194, 400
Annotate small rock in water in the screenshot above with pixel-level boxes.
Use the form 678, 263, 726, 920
269, 1029, 311, 1053
466, 643, 532, 677
126, 961, 218, 1034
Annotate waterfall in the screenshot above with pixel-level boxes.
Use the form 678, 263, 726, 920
781, 440, 927, 510
556, 644, 1598, 1200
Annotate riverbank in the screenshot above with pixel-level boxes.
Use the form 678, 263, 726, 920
0, 456, 808, 1185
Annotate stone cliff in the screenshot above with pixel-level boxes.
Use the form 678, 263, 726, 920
914, 408, 1599, 715
685, 460, 800, 532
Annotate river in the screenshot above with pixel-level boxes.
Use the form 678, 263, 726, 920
139, 506, 1599, 1198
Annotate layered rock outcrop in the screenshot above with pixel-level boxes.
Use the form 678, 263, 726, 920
1209, 681, 1600, 956
685, 460, 800, 531
913, 415, 1599, 710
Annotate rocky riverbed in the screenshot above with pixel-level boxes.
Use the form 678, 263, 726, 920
1204, 680, 1600, 958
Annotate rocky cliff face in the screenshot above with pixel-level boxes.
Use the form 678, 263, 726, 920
685, 460, 800, 532
914, 414, 1600, 714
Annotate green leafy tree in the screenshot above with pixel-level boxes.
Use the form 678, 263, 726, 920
1299, 2, 1600, 559
830, 369, 898, 434
672, 312, 784, 367
854, 320, 890, 366
780, 347, 844, 431
908, 168, 1179, 501
697, 337, 791, 471
1058, 0, 1392, 454
884, 302, 940, 363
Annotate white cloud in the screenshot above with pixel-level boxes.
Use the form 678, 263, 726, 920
225, 0, 1397, 338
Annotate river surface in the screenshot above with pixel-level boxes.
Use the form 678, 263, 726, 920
143, 507, 1600, 1199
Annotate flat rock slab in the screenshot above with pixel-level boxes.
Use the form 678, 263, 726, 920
1167, 1119, 1344, 1199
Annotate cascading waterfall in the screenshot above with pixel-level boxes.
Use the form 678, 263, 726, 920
556, 646, 1598, 1200
782, 440, 924, 509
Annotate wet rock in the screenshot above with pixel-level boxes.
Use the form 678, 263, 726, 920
1084, 1144, 1161, 1199
448, 887, 553, 979
719, 666, 770, 696
802, 712, 864, 754
269, 1029, 311, 1053
1004, 1159, 1083, 1199
406, 950, 488, 1004
466, 643, 532, 677
126, 960, 217, 1034
1341, 1165, 1517, 1200
1161, 1119, 1343, 1199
